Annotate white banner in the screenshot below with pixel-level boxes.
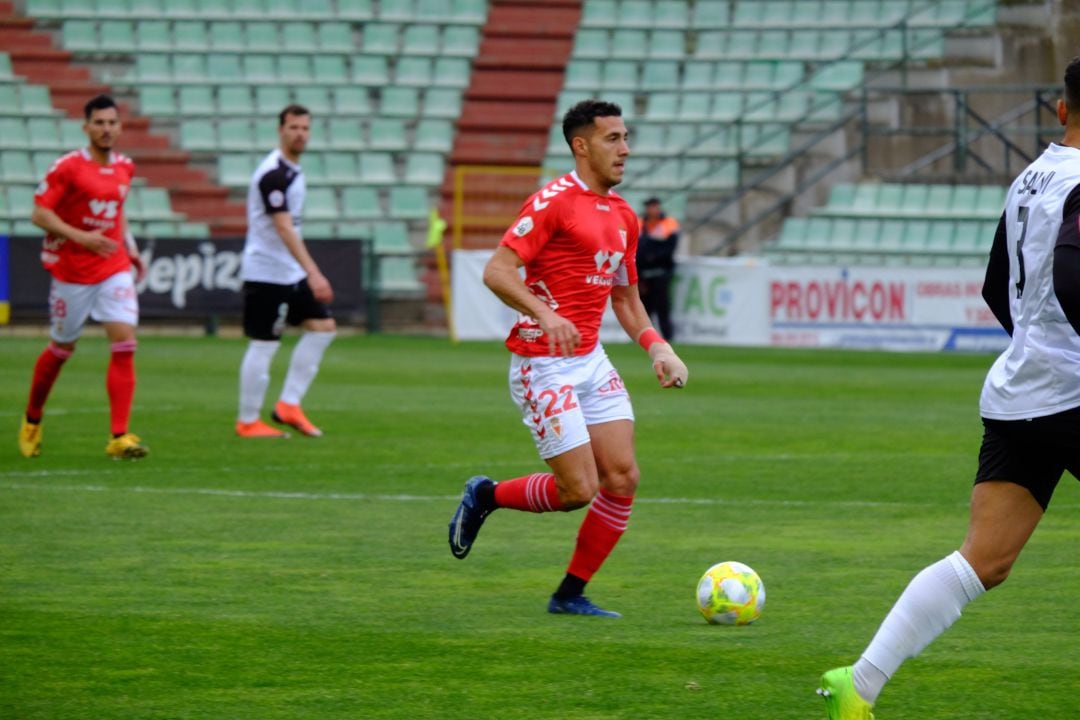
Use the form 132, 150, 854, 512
450, 250, 1009, 352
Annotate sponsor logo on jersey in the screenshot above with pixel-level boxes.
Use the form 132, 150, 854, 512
595, 203, 610, 212
268, 190, 286, 208
594, 250, 625, 274
532, 176, 575, 212
618, 228, 627, 248
513, 216, 534, 237
89, 199, 119, 219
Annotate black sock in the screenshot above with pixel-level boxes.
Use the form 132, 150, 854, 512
476, 479, 496, 512
26, 414, 41, 425
113, 432, 124, 439
553, 573, 587, 601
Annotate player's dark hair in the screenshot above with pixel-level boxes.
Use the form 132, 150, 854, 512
278, 104, 311, 127
83, 94, 117, 120
1065, 57, 1080, 116
562, 99, 623, 149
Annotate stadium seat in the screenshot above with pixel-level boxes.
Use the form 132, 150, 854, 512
450, 0, 486, 24
209, 21, 245, 51
324, 152, 358, 183
255, 86, 290, 115
341, 186, 383, 219
179, 119, 217, 151
278, 55, 313, 83
218, 86, 253, 116
303, 187, 339, 220
610, 29, 646, 60
334, 87, 373, 115
404, 153, 444, 184
573, 29, 610, 59
295, 87, 332, 115
432, 57, 471, 87
61, 21, 97, 52
244, 54, 277, 83
402, 25, 440, 56
6, 185, 35, 219
648, 30, 685, 60
313, 55, 349, 84
352, 56, 391, 86
140, 86, 177, 116
327, 119, 365, 150
381, 87, 420, 117
655, 0, 689, 28
602, 61, 637, 91
359, 152, 397, 184
318, 23, 354, 52
369, 118, 408, 150
218, 154, 254, 186
565, 60, 602, 90
217, 118, 253, 150
641, 61, 678, 91
282, 21, 318, 52
421, 88, 461, 118
0, 151, 36, 183
338, 0, 374, 19
413, 119, 452, 152
363, 23, 400, 54
581, 0, 616, 28
396, 57, 433, 86
389, 186, 429, 219
26, 118, 59, 150
373, 220, 410, 251
173, 21, 209, 51
442, 26, 479, 55
138, 187, 177, 220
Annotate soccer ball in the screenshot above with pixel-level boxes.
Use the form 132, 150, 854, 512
696, 561, 765, 625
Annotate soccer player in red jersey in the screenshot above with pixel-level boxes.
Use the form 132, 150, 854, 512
18, 94, 148, 460
448, 100, 689, 617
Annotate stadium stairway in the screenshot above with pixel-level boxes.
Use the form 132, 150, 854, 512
445, 0, 580, 248
1, 0, 246, 236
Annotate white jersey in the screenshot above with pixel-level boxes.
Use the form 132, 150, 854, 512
981, 143, 1080, 420
240, 148, 307, 285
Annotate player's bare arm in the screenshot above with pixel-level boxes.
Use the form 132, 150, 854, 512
610, 284, 688, 388
31, 205, 117, 257
270, 212, 333, 304
120, 215, 145, 283
483, 246, 582, 356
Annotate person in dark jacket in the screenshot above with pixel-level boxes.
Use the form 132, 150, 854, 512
636, 197, 680, 340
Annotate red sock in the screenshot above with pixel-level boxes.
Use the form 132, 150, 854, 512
107, 340, 137, 436
566, 489, 634, 582
26, 342, 73, 421
494, 473, 564, 513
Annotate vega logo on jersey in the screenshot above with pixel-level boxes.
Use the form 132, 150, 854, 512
89, 199, 119, 218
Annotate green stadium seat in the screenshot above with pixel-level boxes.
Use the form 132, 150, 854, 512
129, 0, 164, 14
143, 221, 179, 237
140, 85, 176, 116
379, 0, 415, 20
655, 0, 689, 28
179, 119, 217, 151
950, 185, 979, 215
61, 21, 97, 52
725, 30, 758, 59
421, 88, 460, 118
417, 0, 452, 22
209, 21, 244, 51
413, 119, 452, 153
432, 57, 471, 87
897, 183, 929, 213
619, 0, 653, 27
327, 118, 365, 150
644, 92, 677, 121
824, 183, 855, 211
334, 86, 372, 115
336, 221, 372, 238
0, 54, 12, 82
363, 23, 400, 54
359, 152, 396, 184
173, 21, 208, 51
609, 29, 646, 60
138, 187, 176, 220
744, 123, 789, 156
691, 0, 729, 28
282, 22, 318, 51
450, 0, 486, 23
806, 91, 842, 123
565, 60, 601, 90
175, 54, 209, 81
217, 118, 252, 150
96, 0, 130, 14
581, 0, 616, 28
278, 55, 313, 83
368, 118, 406, 150
162, 0, 197, 16
218, 86, 252, 116
26, 118, 58, 150
244, 54, 277, 83
378, 257, 423, 292
303, 187, 339, 220
927, 221, 956, 250
324, 152, 358, 183
30, 151, 56, 181
253, 119, 277, 150
404, 153, 443, 184
710, 92, 741, 121
693, 30, 726, 60
134, 54, 170, 81
373, 220, 410, 251
177, 221, 210, 238
851, 218, 882, 249
27, 0, 63, 18
777, 217, 809, 249
380, 87, 419, 117
396, 57, 432, 86
246, 22, 279, 51
632, 123, 665, 155
976, 185, 1005, 215
338, 0, 374, 19
309, 55, 347, 84
341, 187, 383, 219
951, 220, 982, 252
602, 61, 637, 90
352, 56, 390, 86
136, 21, 170, 51
689, 124, 736, 156
1, 151, 36, 183
572, 29, 610, 59
874, 184, 903, 213
442, 25, 479, 56
648, 30, 684, 60
294, 86, 332, 115
7, 185, 36, 219
813, 61, 864, 91
641, 60, 678, 91
255, 86, 290, 115
681, 61, 713, 90
265, 0, 303, 17
207, 53, 244, 82
218, 153, 253, 186
876, 219, 904, 251
774, 61, 804, 89
179, 86, 214, 115
318, 23, 354, 52
302, 221, 335, 239
925, 185, 953, 216
678, 93, 710, 121
402, 25, 439, 55
389, 186, 429, 219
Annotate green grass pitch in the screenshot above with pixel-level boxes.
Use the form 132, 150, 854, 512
1, 334, 1077, 719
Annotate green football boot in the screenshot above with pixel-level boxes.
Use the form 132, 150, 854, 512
817, 666, 875, 719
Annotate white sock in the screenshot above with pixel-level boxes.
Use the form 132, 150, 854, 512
238, 340, 280, 423
853, 551, 985, 704
279, 331, 336, 406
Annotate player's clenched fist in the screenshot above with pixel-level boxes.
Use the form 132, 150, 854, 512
539, 312, 582, 357
648, 341, 689, 389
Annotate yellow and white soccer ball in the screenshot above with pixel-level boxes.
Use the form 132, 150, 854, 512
696, 561, 765, 625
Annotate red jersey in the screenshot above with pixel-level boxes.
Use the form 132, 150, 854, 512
500, 171, 639, 357
34, 148, 135, 284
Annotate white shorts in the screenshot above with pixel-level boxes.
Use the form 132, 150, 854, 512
509, 344, 634, 460
49, 270, 139, 343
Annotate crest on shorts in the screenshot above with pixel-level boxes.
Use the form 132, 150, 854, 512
513, 216, 534, 237
549, 416, 562, 438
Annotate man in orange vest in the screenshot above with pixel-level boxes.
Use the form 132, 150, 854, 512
636, 197, 680, 340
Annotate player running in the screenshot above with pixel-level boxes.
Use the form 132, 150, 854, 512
819, 57, 1080, 718
235, 104, 336, 439
18, 94, 148, 460
447, 100, 689, 618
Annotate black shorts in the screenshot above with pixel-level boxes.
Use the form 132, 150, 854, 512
242, 279, 331, 341
976, 405, 1080, 510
